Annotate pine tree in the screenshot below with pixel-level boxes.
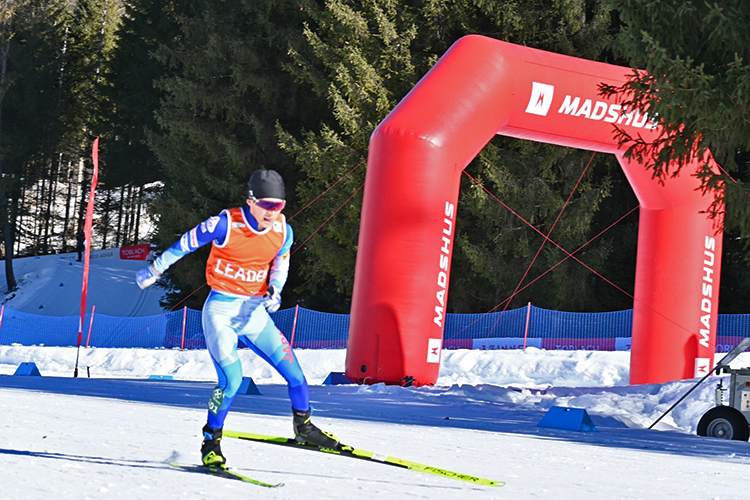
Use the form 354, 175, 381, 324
147, 0, 320, 308
139, 0, 643, 313
280, 0, 634, 312
0, 1, 74, 284
98, 0, 180, 249
607, 0, 750, 311
277, 0, 420, 311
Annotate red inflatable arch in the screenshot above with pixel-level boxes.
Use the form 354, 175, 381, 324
346, 35, 723, 386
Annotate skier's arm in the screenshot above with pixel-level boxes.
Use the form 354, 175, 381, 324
136, 212, 229, 289
268, 223, 293, 291
263, 223, 293, 312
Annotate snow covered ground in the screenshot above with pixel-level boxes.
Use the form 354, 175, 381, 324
1, 251, 750, 499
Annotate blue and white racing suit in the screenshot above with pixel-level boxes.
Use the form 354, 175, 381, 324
151, 205, 309, 429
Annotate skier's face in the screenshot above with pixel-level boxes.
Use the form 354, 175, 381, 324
247, 198, 285, 229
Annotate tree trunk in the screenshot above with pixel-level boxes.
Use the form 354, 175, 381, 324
14, 181, 23, 256
101, 188, 110, 248
63, 159, 73, 251
78, 0, 110, 232
115, 184, 124, 247
2, 193, 15, 290
43, 157, 58, 253
37, 172, 46, 253
0, 14, 15, 290
123, 183, 133, 246
134, 184, 142, 244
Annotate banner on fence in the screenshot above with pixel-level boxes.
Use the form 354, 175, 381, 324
472, 338, 543, 350
615, 338, 632, 351
120, 244, 151, 261
470, 337, 633, 351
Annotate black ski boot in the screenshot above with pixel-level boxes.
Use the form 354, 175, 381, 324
292, 407, 340, 449
201, 425, 226, 466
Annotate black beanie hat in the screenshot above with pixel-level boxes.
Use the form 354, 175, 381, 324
248, 170, 285, 200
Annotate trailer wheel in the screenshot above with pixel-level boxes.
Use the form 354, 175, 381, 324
697, 406, 749, 441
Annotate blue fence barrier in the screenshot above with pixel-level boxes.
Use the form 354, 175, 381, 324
0, 304, 747, 351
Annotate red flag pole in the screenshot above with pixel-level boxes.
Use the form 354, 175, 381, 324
75, 137, 100, 377
85, 305, 96, 348
290, 304, 300, 347
523, 302, 531, 350
181, 306, 187, 351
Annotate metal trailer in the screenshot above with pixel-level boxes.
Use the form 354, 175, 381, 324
697, 366, 750, 441
648, 338, 750, 440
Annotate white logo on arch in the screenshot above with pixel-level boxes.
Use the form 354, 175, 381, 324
525, 82, 555, 116
427, 338, 442, 363
694, 357, 711, 378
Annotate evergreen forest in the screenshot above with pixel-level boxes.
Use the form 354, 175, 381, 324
1, 0, 749, 314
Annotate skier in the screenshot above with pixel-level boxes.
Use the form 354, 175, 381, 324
135, 169, 339, 466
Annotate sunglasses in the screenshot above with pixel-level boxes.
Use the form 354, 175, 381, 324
254, 199, 286, 211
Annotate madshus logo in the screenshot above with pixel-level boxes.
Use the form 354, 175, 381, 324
524, 82, 658, 130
